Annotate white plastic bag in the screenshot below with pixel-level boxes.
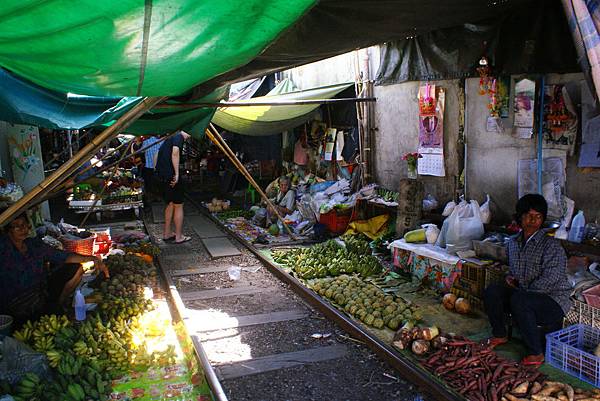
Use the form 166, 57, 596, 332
554, 220, 568, 240
422, 224, 440, 244
441, 200, 456, 217
479, 194, 492, 224
444, 200, 485, 252
422, 194, 438, 212
227, 266, 241, 281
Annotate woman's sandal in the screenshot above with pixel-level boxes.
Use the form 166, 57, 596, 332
174, 235, 192, 244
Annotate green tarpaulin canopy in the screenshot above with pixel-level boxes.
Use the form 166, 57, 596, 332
0, 0, 316, 97
212, 80, 353, 136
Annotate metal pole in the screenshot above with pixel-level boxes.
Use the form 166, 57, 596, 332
537, 76, 545, 195
0, 96, 167, 226
464, 79, 469, 199
153, 97, 377, 109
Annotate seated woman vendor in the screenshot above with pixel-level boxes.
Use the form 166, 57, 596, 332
483, 194, 571, 366
0, 212, 109, 326
268, 176, 296, 217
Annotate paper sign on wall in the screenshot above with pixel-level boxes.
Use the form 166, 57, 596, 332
417, 85, 445, 177
513, 78, 535, 139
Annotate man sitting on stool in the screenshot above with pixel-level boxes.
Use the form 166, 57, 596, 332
483, 194, 571, 366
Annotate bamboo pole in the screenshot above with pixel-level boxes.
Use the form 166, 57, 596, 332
204, 124, 297, 240
154, 97, 377, 109
0, 96, 167, 226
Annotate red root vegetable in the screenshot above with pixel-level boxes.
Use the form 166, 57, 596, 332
421, 341, 547, 401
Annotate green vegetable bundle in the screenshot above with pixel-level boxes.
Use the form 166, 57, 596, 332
272, 240, 382, 279
216, 209, 254, 220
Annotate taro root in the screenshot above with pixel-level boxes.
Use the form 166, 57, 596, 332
442, 293, 457, 310
411, 339, 431, 356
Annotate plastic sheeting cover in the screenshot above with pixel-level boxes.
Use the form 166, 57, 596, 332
0, 0, 316, 97
212, 81, 353, 136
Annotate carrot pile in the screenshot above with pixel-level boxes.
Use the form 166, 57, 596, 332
422, 338, 544, 401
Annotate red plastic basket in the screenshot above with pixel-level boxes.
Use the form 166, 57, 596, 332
60, 235, 96, 256
319, 208, 354, 235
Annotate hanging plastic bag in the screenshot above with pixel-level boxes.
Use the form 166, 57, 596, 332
422, 224, 440, 244
444, 200, 485, 253
479, 194, 492, 224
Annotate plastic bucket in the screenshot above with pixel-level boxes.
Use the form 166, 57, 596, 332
0, 315, 13, 335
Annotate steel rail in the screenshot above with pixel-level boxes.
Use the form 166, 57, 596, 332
145, 213, 229, 401
183, 193, 463, 401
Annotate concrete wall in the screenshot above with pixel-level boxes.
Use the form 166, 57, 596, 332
465, 74, 600, 224
372, 80, 461, 206
282, 51, 600, 225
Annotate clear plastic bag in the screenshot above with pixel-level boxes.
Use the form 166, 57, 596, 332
479, 194, 492, 224
0, 336, 51, 385
444, 200, 485, 252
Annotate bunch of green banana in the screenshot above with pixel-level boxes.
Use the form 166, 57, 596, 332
341, 234, 372, 255
12, 372, 43, 401
273, 240, 383, 279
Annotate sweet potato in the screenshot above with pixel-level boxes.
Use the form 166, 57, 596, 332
512, 381, 529, 395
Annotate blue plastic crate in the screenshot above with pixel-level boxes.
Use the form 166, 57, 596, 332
546, 324, 600, 387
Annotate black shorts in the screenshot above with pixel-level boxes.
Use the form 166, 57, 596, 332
161, 180, 184, 204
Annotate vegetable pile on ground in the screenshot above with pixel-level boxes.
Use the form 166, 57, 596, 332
502, 380, 600, 401
308, 275, 421, 330
420, 337, 547, 401
272, 240, 382, 279
216, 209, 254, 220
392, 323, 445, 355
3, 254, 174, 401
94, 253, 158, 298
341, 234, 371, 255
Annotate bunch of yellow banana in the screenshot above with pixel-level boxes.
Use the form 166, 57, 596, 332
33, 335, 55, 353
46, 349, 62, 368
73, 340, 90, 357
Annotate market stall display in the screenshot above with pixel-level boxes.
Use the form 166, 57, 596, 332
1, 251, 211, 401
67, 170, 144, 221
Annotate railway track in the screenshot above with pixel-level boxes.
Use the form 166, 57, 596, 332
143, 199, 453, 401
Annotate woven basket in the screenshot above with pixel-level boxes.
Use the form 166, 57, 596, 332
60, 235, 96, 256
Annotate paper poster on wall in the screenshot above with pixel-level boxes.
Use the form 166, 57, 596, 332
512, 78, 535, 139
579, 83, 600, 167
543, 84, 577, 155
417, 85, 445, 176
323, 128, 336, 161
418, 153, 445, 177
7, 124, 50, 218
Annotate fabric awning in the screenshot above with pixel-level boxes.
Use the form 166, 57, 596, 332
212, 80, 353, 136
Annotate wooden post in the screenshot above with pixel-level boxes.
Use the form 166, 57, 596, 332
396, 179, 424, 236
205, 124, 297, 240
0, 96, 167, 226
